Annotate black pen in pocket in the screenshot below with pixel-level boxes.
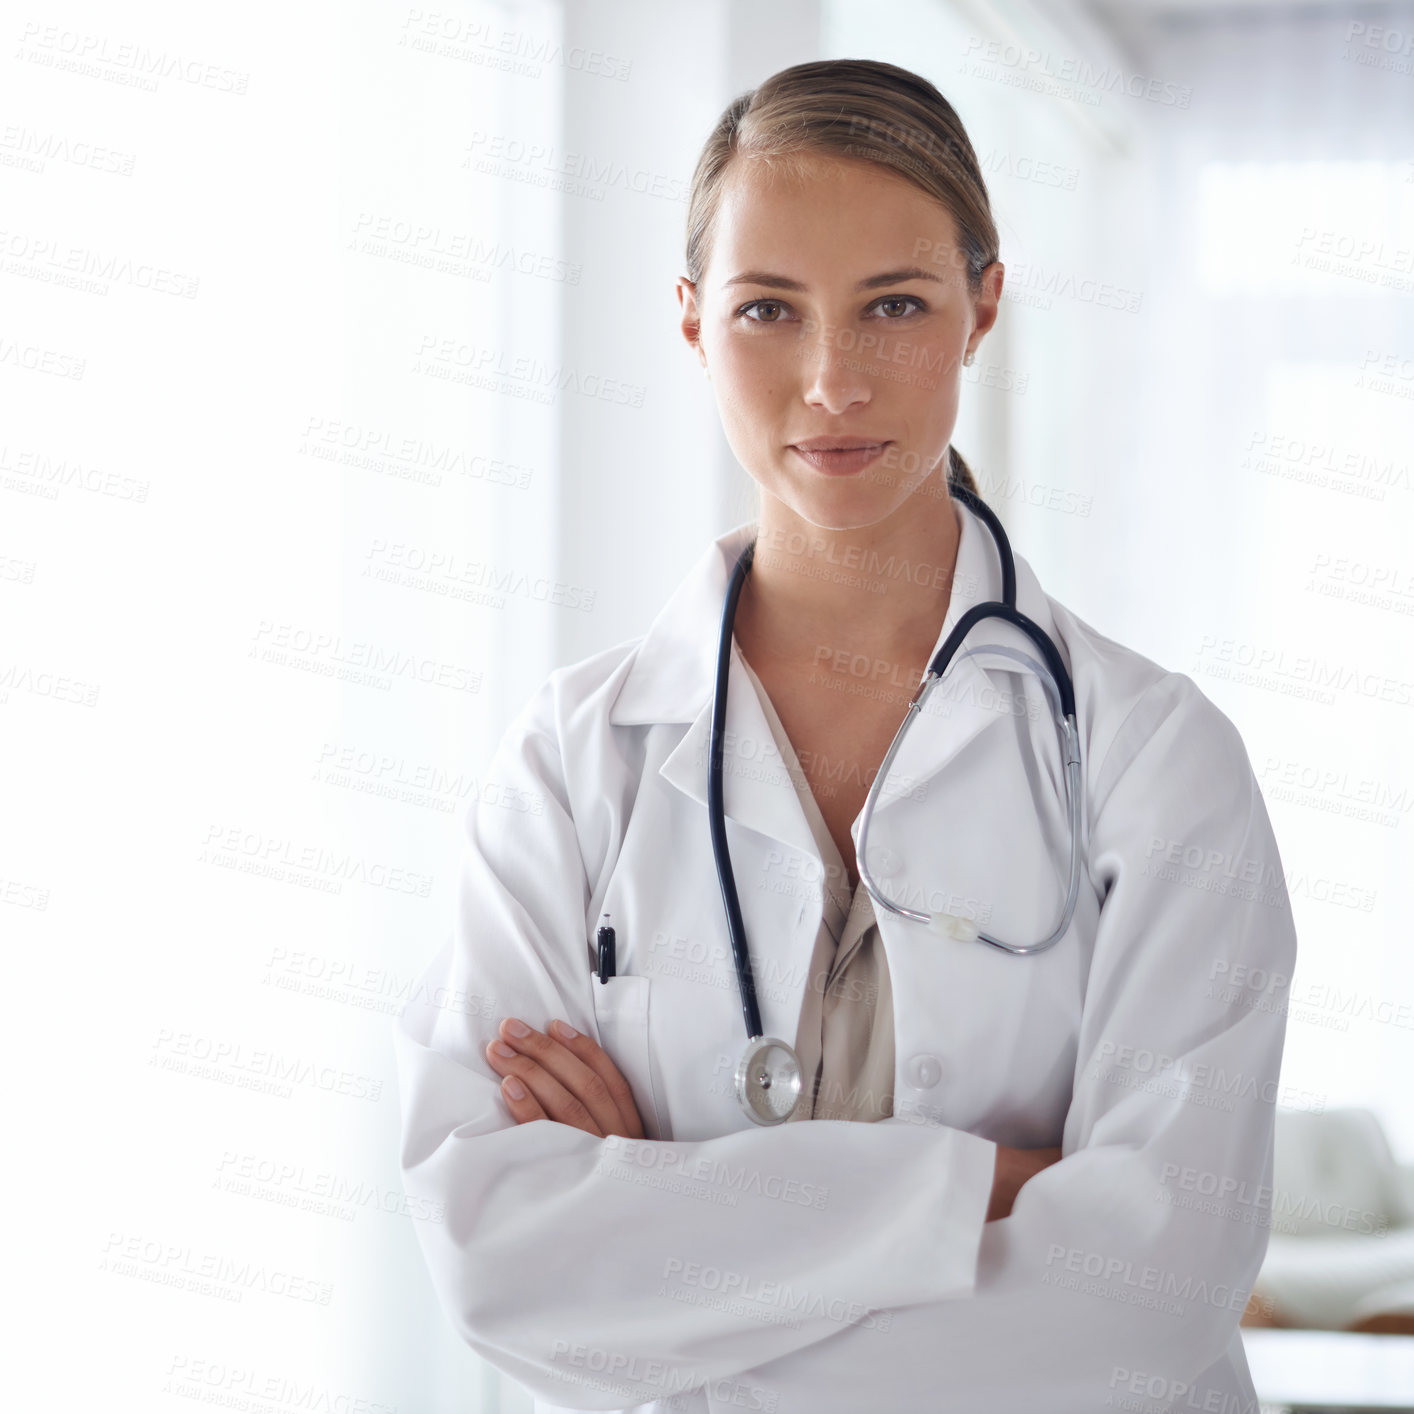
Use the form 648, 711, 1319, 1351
596, 915, 616, 984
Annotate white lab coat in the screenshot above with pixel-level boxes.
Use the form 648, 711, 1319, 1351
392, 500, 1298, 1414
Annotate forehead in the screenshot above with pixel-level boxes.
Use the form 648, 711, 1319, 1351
710, 152, 962, 279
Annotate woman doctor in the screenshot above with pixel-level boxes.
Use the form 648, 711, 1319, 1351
393, 59, 1298, 1414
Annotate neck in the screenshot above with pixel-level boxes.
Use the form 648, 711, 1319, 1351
737, 473, 962, 670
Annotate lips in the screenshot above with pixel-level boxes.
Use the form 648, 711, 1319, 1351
788, 438, 891, 476
791, 436, 889, 452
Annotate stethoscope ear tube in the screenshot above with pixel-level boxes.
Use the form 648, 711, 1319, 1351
850, 491, 1084, 955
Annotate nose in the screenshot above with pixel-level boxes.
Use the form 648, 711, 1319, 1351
799, 326, 873, 415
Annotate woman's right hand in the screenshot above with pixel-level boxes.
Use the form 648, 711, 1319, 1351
986, 1144, 1063, 1222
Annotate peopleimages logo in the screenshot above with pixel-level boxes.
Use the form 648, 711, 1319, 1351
960, 35, 1193, 108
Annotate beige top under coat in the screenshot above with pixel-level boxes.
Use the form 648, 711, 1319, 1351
736, 653, 895, 1124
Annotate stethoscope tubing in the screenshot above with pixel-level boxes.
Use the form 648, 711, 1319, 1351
709, 482, 1083, 1066
708, 536, 767, 1047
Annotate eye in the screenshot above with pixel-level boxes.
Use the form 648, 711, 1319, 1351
737, 299, 793, 323
733, 294, 927, 323
872, 295, 927, 318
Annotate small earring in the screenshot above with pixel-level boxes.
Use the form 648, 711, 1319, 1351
963, 350, 976, 367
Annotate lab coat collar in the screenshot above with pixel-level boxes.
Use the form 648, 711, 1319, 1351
608, 497, 1057, 856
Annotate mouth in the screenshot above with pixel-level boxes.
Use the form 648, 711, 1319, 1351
788, 439, 891, 476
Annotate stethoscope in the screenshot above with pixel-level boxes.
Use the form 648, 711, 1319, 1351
708, 481, 1085, 1126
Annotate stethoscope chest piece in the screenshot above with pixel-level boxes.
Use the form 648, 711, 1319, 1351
735, 1036, 804, 1125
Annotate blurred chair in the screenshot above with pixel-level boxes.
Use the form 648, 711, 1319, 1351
1245, 1108, 1414, 1333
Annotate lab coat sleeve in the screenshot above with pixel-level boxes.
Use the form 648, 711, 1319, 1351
730, 673, 1299, 1413
391, 669, 1000, 1412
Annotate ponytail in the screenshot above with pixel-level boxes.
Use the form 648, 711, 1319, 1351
946, 444, 980, 497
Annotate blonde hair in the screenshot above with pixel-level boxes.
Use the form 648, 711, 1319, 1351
685, 58, 998, 497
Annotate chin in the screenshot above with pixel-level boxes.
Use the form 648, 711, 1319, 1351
776, 481, 907, 533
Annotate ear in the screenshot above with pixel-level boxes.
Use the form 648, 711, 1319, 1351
676, 277, 710, 374
965, 261, 1005, 358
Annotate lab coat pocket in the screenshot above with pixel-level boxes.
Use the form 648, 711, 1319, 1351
588, 974, 664, 1140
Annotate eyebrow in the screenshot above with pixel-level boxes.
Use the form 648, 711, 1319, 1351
720, 266, 946, 291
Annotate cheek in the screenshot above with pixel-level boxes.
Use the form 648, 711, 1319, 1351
713, 336, 790, 411
887, 326, 960, 388
720, 329, 793, 378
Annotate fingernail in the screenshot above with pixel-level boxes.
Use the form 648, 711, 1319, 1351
551, 1019, 577, 1040
503, 1076, 526, 1100
490, 1040, 516, 1057
503, 1018, 530, 1038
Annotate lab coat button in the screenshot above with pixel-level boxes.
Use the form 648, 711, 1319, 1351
907, 1054, 943, 1089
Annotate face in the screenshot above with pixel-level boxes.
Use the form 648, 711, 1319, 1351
677, 152, 1003, 532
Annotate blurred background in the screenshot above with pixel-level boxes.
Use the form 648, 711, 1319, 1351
4, 0, 1413, 1410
